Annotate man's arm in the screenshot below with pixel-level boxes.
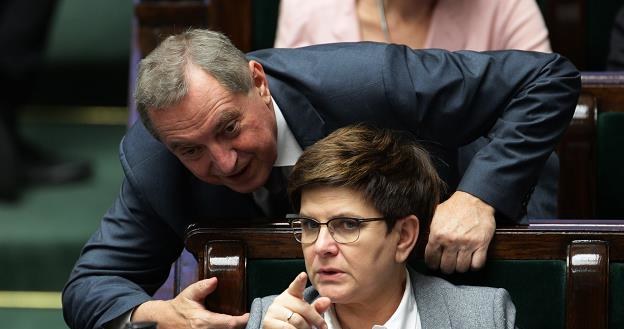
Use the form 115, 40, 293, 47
253, 44, 580, 273
392, 49, 579, 273
62, 175, 182, 329
62, 124, 251, 329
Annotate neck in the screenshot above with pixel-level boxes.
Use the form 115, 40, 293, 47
334, 268, 407, 329
357, 0, 437, 48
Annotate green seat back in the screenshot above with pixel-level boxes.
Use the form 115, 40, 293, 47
247, 259, 566, 329
610, 263, 624, 328
597, 112, 624, 218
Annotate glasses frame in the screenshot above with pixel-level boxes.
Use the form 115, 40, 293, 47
286, 214, 387, 244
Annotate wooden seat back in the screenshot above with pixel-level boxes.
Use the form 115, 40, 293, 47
185, 221, 624, 329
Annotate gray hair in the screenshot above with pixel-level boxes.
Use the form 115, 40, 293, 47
135, 29, 252, 137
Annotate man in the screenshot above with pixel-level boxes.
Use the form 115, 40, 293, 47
63, 29, 578, 329
248, 124, 517, 329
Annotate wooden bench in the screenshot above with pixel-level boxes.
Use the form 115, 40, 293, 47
183, 221, 624, 329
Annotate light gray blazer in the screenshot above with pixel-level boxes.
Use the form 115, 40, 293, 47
246, 267, 517, 329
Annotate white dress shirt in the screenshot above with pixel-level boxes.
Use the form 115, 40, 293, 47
272, 98, 302, 166
324, 269, 421, 329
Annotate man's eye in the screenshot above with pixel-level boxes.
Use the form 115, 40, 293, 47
181, 147, 199, 158
223, 121, 239, 135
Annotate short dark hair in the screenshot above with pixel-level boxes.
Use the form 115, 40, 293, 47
288, 124, 444, 231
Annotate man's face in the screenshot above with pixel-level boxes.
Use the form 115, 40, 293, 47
300, 186, 405, 305
149, 62, 277, 193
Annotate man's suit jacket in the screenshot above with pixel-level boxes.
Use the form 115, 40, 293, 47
62, 43, 578, 329
246, 267, 517, 329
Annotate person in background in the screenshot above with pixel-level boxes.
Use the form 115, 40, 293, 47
0, 0, 91, 201
275, 0, 551, 52
247, 124, 517, 329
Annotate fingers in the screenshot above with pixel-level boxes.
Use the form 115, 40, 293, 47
439, 247, 459, 274
263, 272, 327, 329
455, 248, 473, 273
204, 312, 249, 329
471, 246, 489, 270
312, 297, 332, 314
286, 272, 308, 299
262, 318, 297, 329
424, 241, 442, 270
425, 191, 496, 274
181, 277, 218, 302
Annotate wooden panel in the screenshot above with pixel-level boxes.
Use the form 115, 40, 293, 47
566, 240, 609, 329
557, 94, 596, 218
186, 222, 624, 261
581, 72, 624, 113
134, 0, 252, 58
135, 1, 210, 57
542, 0, 587, 69
201, 240, 246, 315
207, 0, 252, 53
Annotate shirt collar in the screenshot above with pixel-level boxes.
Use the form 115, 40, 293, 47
272, 97, 303, 167
324, 268, 421, 329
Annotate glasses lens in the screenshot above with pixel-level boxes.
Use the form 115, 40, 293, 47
329, 218, 360, 243
291, 218, 320, 243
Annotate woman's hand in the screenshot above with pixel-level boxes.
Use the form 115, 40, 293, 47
262, 272, 331, 329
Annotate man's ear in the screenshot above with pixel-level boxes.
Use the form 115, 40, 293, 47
249, 60, 271, 104
395, 215, 419, 263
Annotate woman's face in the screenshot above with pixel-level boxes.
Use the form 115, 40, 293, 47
299, 186, 405, 305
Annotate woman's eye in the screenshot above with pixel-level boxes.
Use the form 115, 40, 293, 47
336, 219, 359, 230
302, 220, 319, 229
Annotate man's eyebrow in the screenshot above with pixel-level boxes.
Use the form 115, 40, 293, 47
214, 108, 241, 132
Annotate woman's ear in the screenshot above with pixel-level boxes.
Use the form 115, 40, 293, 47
395, 215, 419, 263
249, 60, 271, 104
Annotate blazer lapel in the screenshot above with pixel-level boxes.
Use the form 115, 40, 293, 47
409, 268, 453, 329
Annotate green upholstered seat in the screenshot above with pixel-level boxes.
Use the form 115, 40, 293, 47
610, 263, 624, 328
247, 259, 567, 329
597, 112, 624, 218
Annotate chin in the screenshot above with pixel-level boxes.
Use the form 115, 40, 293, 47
316, 285, 353, 304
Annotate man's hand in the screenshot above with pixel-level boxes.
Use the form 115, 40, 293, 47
424, 191, 496, 274
263, 272, 330, 329
132, 277, 249, 329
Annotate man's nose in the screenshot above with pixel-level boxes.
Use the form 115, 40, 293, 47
314, 227, 338, 256
207, 142, 237, 175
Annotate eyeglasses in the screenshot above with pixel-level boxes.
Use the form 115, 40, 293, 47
287, 214, 387, 244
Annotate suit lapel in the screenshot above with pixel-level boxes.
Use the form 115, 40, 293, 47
409, 268, 453, 329
266, 75, 326, 149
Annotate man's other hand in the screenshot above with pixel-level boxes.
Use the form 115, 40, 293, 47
132, 277, 249, 329
424, 191, 496, 274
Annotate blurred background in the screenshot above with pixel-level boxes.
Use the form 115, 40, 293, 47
0, 0, 622, 328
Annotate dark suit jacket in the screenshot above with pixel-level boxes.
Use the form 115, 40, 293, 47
62, 43, 579, 329
246, 267, 517, 329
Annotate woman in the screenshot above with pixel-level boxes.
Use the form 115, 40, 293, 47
246, 125, 517, 329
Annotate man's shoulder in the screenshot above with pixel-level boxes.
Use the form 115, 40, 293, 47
121, 121, 176, 169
